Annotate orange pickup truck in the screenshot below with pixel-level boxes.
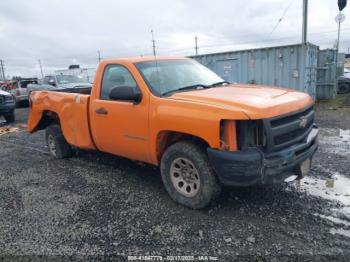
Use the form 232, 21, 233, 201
28, 56, 318, 208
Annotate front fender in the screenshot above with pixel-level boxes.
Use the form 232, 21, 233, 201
149, 96, 249, 164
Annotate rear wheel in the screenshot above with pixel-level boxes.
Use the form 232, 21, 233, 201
338, 83, 350, 94
160, 141, 221, 209
5, 112, 15, 123
45, 124, 72, 159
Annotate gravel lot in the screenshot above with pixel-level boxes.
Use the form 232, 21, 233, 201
0, 99, 350, 261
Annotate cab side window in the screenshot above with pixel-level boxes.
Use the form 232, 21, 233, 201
43, 76, 50, 85
101, 65, 137, 100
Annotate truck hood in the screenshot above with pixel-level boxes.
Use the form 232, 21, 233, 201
0, 89, 11, 96
169, 84, 313, 119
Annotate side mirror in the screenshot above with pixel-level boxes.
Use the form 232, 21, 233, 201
48, 79, 56, 86
109, 86, 142, 104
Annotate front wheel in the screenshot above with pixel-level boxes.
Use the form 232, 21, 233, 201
160, 141, 221, 209
45, 124, 73, 159
5, 112, 15, 123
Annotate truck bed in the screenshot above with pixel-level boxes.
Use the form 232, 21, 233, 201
28, 90, 95, 150
54, 87, 92, 94
28, 84, 91, 95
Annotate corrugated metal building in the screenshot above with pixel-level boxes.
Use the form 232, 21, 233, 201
192, 43, 337, 100
316, 49, 337, 100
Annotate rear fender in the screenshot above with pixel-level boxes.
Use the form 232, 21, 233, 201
28, 91, 95, 150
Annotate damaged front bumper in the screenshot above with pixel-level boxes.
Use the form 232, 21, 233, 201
207, 127, 319, 186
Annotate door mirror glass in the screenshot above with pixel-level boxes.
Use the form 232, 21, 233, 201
109, 86, 142, 104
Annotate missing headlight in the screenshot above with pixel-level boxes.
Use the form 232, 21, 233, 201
236, 120, 266, 150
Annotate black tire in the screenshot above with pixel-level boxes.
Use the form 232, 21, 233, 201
5, 112, 15, 123
160, 141, 221, 209
45, 124, 72, 159
338, 83, 350, 94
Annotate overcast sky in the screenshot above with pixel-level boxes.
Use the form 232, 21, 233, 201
0, 0, 350, 77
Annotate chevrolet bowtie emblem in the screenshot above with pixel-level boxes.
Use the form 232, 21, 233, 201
299, 116, 307, 128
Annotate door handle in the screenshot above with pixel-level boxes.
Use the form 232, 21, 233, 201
95, 107, 108, 115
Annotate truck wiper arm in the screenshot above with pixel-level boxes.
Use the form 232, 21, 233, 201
162, 84, 209, 96
209, 81, 230, 87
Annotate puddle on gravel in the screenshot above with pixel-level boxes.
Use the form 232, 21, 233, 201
292, 173, 350, 237
319, 128, 350, 155
315, 214, 350, 226
330, 228, 350, 238
296, 174, 350, 206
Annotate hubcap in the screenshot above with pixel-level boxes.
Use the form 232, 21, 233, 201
47, 135, 57, 157
170, 157, 200, 197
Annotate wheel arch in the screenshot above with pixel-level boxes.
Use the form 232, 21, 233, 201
154, 130, 210, 164
31, 110, 60, 132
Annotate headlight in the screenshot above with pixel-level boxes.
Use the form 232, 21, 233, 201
5, 95, 14, 101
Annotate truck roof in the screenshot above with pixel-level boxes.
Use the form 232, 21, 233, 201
101, 56, 188, 64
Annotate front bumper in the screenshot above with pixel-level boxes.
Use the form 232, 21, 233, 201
15, 95, 28, 103
207, 127, 319, 186
0, 101, 16, 116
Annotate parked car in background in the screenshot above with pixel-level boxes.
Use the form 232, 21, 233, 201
8, 77, 39, 106
28, 74, 92, 94
0, 89, 16, 123
337, 68, 350, 94
0, 81, 17, 93
55, 65, 96, 84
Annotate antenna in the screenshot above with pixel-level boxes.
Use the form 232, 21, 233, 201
151, 29, 162, 95
151, 30, 157, 57
195, 36, 198, 56
97, 50, 101, 63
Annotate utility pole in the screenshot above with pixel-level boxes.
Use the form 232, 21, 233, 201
0, 60, 5, 81
151, 30, 157, 57
97, 50, 101, 63
38, 59, 44, 79
302, 0, 308, 44
195, 36, 198, 56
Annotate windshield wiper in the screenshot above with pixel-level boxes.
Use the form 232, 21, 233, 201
162, 84, 209, 96
209, 81, 230, 87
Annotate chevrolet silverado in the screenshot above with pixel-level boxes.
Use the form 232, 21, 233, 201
28, 56, 318, 209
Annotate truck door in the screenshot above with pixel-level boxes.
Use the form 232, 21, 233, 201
90, 64, 150, 163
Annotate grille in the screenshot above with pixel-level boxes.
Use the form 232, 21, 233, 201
0, 95, 13, 104
5, 95, 13, 101
263, 106, 314, 151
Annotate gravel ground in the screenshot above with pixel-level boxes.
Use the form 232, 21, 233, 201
0, 99, 350, 261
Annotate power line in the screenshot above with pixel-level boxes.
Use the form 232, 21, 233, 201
270, 0, 295, 36
163, 27, 350, 54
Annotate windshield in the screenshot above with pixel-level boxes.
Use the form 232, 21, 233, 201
135, 59, 224, 96
56, 75, 89, 84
